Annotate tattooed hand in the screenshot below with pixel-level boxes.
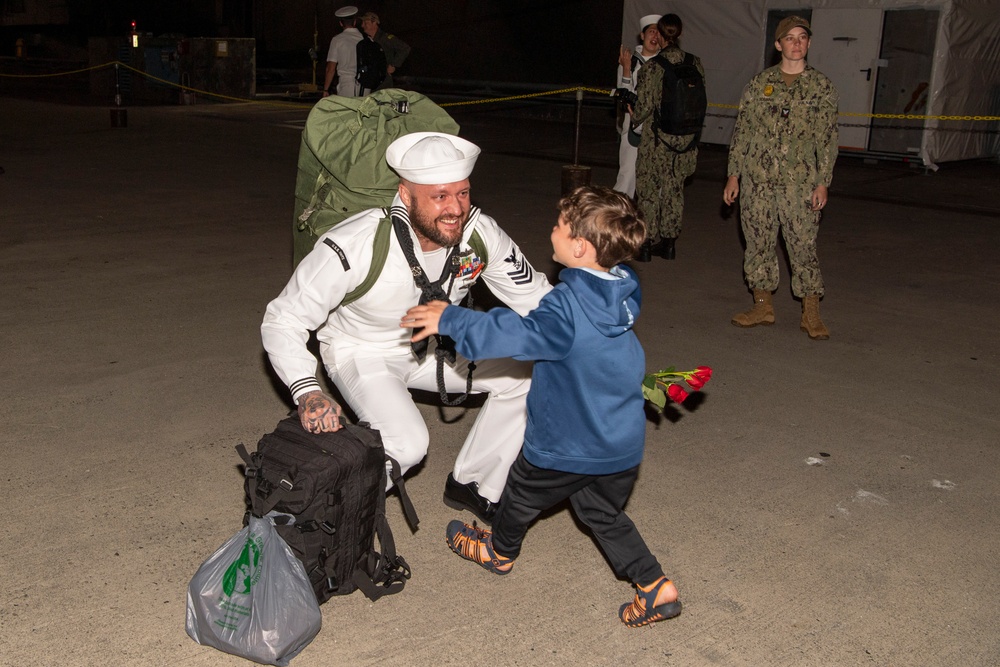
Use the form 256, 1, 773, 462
297, 390, 343, 433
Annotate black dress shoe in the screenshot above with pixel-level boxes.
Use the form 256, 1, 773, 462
444, 473, 496, 523
634, 241, 652, 262
660, 238, 676, 260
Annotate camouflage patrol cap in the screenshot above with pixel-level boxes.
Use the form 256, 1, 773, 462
775, 16, 811, 41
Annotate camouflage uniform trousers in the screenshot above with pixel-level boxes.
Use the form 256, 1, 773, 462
635, 134, 697, 241
739, 179, 824, 298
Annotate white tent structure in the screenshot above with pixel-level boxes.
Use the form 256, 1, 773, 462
622, 0, 1000, 167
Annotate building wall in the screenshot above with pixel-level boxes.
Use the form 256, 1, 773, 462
1, 0, 68, 26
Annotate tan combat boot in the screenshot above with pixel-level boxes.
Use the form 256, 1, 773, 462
800, 295, 830, 340
731, 289, 775, 327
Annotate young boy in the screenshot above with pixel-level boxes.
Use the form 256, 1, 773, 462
400, 185, 681, 627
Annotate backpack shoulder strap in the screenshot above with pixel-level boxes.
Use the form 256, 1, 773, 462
469, 229, 488, 266
630, 53, 640, 75
350, 455, 414, 601
341, 212, 487, 306
342, 212, 391, 306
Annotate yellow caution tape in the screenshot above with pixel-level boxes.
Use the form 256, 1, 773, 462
3, 63, 999, 122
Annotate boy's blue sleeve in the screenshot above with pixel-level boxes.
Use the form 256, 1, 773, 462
439, 290, 575, 362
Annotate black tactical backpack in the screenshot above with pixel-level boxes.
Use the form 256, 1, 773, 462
651, 51, 707, 152
356, 35, 388, 94
237, 414, 418, 603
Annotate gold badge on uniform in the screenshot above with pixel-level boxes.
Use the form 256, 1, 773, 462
763, 84, 774, 97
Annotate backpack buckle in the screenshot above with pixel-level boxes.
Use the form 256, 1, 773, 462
297, 519, 319, 532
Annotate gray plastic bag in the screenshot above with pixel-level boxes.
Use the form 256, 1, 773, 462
185, 513, 322, 666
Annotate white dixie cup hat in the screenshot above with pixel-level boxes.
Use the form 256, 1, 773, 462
385, 132, 481, 185
639, 14, 662, 32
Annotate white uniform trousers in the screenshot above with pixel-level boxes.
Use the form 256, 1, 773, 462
613, 118, 639, 198
335, 78, 359, 98
327, 345, 531, 503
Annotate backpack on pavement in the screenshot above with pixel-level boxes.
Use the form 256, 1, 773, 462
650, 51, 706, 152
237, 414, 419, 603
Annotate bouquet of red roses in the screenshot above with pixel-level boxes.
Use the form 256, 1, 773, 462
642, 365, 713, 409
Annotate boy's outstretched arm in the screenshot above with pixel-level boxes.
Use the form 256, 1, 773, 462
401, 300, 450, 342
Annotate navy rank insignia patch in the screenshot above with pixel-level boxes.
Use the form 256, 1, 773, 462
504, 249, 533, 285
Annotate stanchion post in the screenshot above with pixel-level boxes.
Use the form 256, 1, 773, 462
573, 87, 582, 165
110, 63, 128, 128
561, 88, 591, 195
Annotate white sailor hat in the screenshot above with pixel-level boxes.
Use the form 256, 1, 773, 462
639, 14, 662, 32
335, 5, 358, 18
385, 132, 481, 185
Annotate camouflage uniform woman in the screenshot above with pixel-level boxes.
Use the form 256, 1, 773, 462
632, 14, 703, 261
723, 16, 839, 339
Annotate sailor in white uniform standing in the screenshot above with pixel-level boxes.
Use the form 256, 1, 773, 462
613, 14, 661, 198
261, 132, 552, 522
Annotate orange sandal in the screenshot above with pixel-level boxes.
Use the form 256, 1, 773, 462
445, 520, 513, 575
619, 577, 682, 627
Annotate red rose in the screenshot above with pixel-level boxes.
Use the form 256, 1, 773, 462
667, 383, 689, 403
686, 374, 706, 390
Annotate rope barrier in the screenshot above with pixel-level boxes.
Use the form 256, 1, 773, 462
438, 86, 584, 107
112, 61, 313, 109
0, 61, 110, 77
3, 60, 999, 123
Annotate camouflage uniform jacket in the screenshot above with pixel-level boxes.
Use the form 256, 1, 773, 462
727, 65, 839, 189
373, 29, 410, 71
372, 28, 411, 90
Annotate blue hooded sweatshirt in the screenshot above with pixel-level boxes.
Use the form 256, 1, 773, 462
438, 265, 645, 475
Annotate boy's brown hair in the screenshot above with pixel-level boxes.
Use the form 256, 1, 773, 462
558, 185, 647, 268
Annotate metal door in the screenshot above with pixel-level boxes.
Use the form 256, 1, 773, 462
868, 9, 940, 155
807, 9, 884, 150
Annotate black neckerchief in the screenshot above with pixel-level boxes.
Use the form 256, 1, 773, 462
392, 213, 475, 406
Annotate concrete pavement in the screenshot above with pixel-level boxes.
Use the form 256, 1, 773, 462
1, 96, 998, 667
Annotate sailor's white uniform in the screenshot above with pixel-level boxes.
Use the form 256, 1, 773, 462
261, 196, 552, 501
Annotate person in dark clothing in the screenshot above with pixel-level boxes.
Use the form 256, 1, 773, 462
359, 11, 411, 90
632, 13, 704, 261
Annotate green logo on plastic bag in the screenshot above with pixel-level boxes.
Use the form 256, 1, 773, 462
222, 531, 263, 596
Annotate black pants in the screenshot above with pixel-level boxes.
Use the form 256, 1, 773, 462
490, 452, 664, 586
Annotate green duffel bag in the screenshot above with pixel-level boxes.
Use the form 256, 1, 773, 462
292, 89, 460, 267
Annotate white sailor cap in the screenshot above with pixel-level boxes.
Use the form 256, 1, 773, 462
639, 14, 662, 32
385, 132, 481, 185
335, 5, 358, 18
